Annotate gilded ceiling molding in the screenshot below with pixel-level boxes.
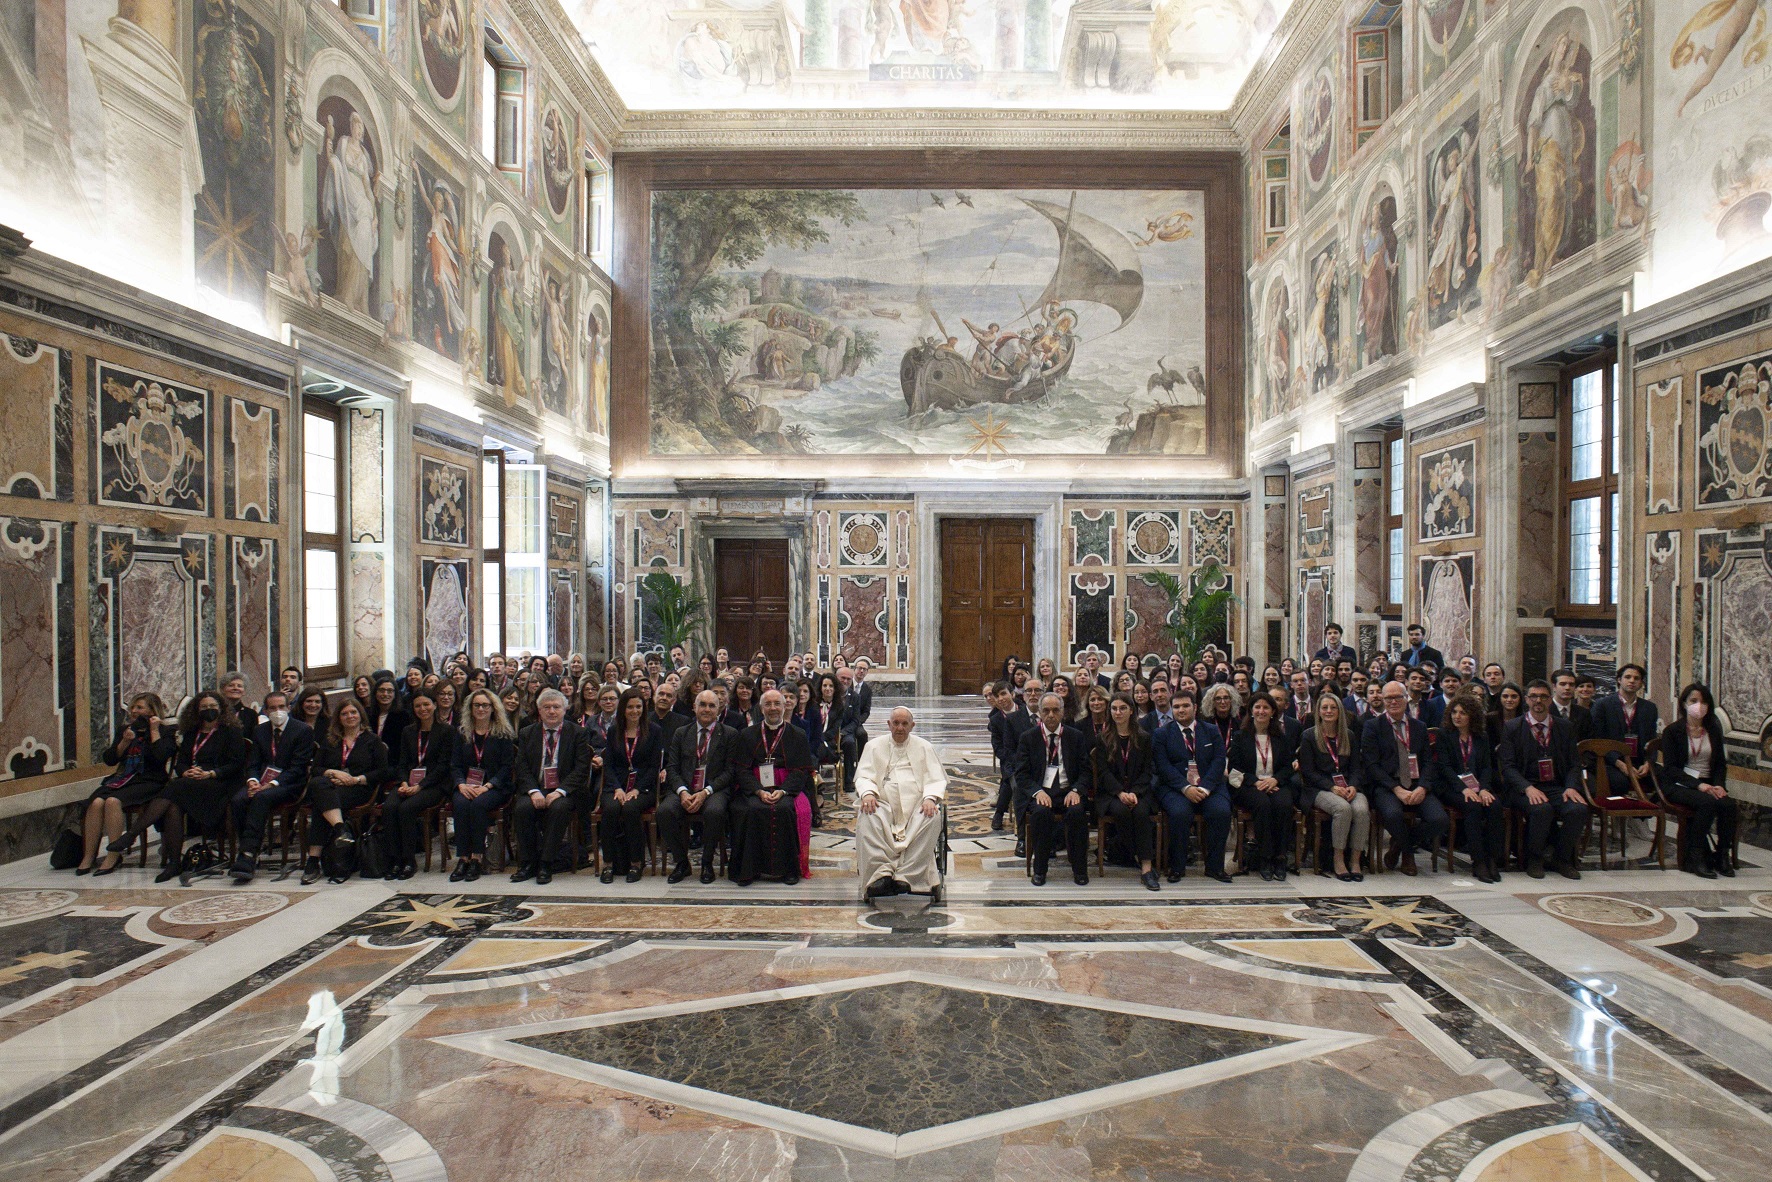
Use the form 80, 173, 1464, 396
616, 108, 1240, 152
1226, 0, 1345, 139
508, 0, 630, 151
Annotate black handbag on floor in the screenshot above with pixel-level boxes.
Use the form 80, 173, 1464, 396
355, 826, 388, 880
49, 825, 83, 870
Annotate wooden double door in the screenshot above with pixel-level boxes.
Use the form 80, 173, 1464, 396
714, 538, 790, 661
939, 518, 1034, 696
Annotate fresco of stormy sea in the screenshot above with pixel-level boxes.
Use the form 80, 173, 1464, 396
647, 187, 1209, 457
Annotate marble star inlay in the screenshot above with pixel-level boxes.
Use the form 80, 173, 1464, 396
434, 970, 1371, 1158
1327, 898, 1459, 937
365, 896, 497, 937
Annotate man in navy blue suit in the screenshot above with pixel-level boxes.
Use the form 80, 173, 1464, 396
1153, 690, 1232, 883
1362, 680, 1446, 875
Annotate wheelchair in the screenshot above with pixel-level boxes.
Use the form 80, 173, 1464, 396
861, 800, 949, 909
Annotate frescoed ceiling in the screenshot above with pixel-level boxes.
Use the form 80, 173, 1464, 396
567, 0, 1294, 111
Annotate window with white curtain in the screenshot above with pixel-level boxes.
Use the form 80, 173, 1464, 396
302, 406, 344, 677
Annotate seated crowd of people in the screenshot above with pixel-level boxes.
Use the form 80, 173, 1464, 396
71, 647, 875, 888
986, 622, 1738, 889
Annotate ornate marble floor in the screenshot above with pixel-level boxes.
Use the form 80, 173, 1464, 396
1, 700, 1770, 1180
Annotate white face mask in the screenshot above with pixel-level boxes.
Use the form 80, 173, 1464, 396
267, 709, 290, 728
1686, 700, 1707, 720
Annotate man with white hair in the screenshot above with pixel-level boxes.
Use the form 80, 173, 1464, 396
510, 688, 592, 884
855, 707, 946, 900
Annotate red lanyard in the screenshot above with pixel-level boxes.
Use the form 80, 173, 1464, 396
1256, 734, 1271, 770
416, 730, 429, 765
1326, 738, 1340, 769
341, 735, 356, 765
1689, 731, 1706, 764
191, 729, 216, 759
1460, 735, 1472, 764
1393, 721, 1409, 752
472, 733, 487, 765
625, 733, 638, 764
1622, 701, 1636, 727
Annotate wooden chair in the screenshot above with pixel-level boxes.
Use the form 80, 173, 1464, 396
1646, 737, 1740, 873
1578, 738, 1667, 871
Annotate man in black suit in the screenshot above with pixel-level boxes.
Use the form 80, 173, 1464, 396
1141, 676, 1175, 735
650, 685, 690, 746
1589, 663, 1659, 798
510, 689, 592, 884
1549, 669, 1593, 742
987, 682, 1021, 832
1362, 680, 1446, 876
845, 660, 874, 748
1499, 680, 1589, 878
1480, 663, 1507, 715
1313, 623, 1358, 666
1015, 692, 1092, 886
1401, 623, 1445, 670
229, 690, 314, 883
662, 687, 737, 882
1420, 669, 1463, 730
659, 689, 738, 883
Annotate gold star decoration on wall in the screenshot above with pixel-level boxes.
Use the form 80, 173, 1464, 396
1327, 898, 1459, 937
196, 182, 261, 297
366, 896, 496, 937
964, 409, 1013, 459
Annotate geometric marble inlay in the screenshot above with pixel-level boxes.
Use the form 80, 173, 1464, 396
1536, 894, 1661, 927
443, 971, 1369, 1157
158, 892, 290, 927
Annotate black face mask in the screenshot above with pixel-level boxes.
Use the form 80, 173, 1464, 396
199, 707, 221, 723
130, 716, 151, 737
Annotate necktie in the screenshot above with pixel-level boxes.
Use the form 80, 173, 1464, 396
697, 727, 710, 761
272, 728, 281, 749
1534, 721, 1548, 748
545, 729, 558, 767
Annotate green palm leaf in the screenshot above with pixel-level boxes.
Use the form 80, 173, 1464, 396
1138, 559, 1240, 666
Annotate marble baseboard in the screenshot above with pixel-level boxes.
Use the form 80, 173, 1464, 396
0, 805, 70, 865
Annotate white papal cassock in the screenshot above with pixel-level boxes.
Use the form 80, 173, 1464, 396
854, 732, 947, 892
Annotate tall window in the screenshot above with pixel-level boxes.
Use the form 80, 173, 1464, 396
503, 462, 546, 654
1384, 429, 1404, 615
481, 451, 503, 659
481, 28, 525, 181
1261, 122, 1291, 249
1559, 355, 1620, 614
584, 155, 609, 262
1352, 2, 1403, 149
337, 0, 384, 46
302, 405, 345, 679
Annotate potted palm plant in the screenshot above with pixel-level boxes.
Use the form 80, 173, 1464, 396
638, 570, 707, 653
1138, 560, 1239, 666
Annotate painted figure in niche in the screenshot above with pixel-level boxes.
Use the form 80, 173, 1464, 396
1357, 194, 1398, 366
1519, 30, 1595, 287
486, 233, 530, 405
1426, 126, 1481, 323
1263, 283, 1292, 417
540, 274, 572, 416
318, 106, 380, 316
193, 0, 275, 298
1300, 67, 1335, 186
1302, 244, 1339, 394
1671, 0, 1768, 118
418, 0, 466, 100
540, 108, 574, 218
587, 304, 609, 435
412, 165, 466, 358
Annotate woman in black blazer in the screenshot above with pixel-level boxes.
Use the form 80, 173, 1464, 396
1659, 683, 1737, 878
1227, 690, 1298, 882
1435, 693, 1504, 882
81, 692, 175, 874
599, 688, 665, 883
109, 690, 246, 882
1298, 692, 1368, 881
1089, 693, 1158, 890
381, 689, 460, 880
449, 689, 517, 883
301, 699, 389, 884
368, 677, 410, 755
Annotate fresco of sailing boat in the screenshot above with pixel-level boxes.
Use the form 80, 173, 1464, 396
647, 186, 1208, 456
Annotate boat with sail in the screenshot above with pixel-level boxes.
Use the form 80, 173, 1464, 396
900, 194, 1145, 414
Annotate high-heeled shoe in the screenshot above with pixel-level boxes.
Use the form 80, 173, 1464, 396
106, 834, 135, 855
92, 854, 122, 877
154, 864, 180, 884
75, 864, 93, 876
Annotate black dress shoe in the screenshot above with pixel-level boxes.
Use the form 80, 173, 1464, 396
536, 868, 553, 886
1337, 871, 1357, 882
301, 857, 323, 886
1030, 872, 1047, 886
1141, 870, 1160, 891
93, 855, 122, 877
626, 870, 643, 884
991, 811, 1006, 832
327, 872, 352, 885
463, 861, 481, 882
1555, 861, 1581, 881
735, 878, 754, 886
599, 869, 615, 884
397, 863, 418, 880
1073, 872, 1088, 886
1014, 839, 1026, 858
382, 865, 400, 882
332, 822, 356, 847
448, 860, 470, 882
1526, 858, 1545, 879
700, 867, 716, 884
1691, 863, 1718, 880
782, 874, 799, 886
1257, 864, 1274, 882
1208, 871, 1233, 884
155, 864, 180, 884
668, 864, 691, 884
1166, 870, 1183, 883
1272, 861, 1288, 883
231, 852, 257, 882
510, 864, 536, 883
75, 865, 92, 876
865, 877, 888, 900
1717, 860, 1736, 878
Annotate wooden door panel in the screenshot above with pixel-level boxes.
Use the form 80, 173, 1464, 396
715, 538, 790, 660
941, 517, 1034, 695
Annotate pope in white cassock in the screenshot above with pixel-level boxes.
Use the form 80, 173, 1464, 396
856, 708, 946, 899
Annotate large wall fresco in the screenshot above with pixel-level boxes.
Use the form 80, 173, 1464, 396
646, 187, 1212, 459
